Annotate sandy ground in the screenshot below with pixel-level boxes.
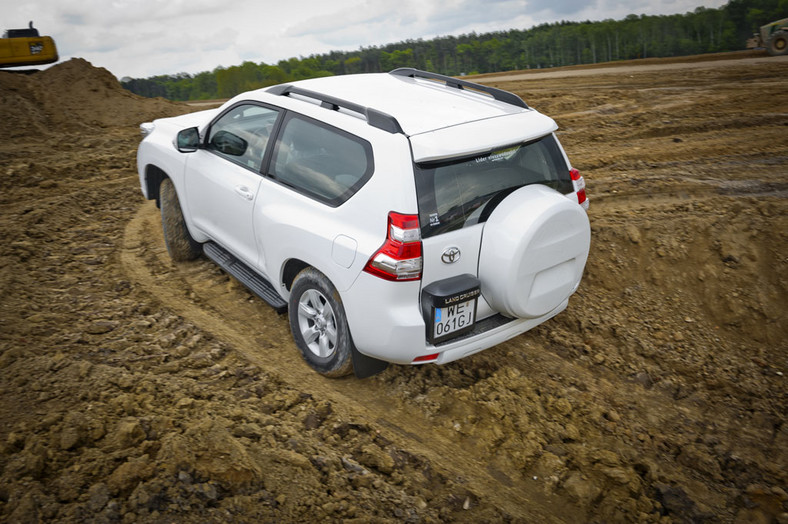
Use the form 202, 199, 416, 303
0, 55, 786, 523
474, 51, 788, 82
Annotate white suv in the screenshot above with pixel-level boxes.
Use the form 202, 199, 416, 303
137, 69, 590, 378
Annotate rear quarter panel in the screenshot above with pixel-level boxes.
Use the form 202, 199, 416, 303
257, 128, 417, 296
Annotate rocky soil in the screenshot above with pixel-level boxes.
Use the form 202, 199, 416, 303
0, 55, 786, 523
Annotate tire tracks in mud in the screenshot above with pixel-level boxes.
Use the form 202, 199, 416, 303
121, 201, 582, 522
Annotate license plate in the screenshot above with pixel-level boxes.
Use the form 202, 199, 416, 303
433, 299, 476, 340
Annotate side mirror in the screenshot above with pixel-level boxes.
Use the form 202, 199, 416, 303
175, 127, 201, 152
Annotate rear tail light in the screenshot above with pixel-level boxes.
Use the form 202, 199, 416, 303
412, 353, 439, 363
569, 168, 589, 210
364, 212, 423, 281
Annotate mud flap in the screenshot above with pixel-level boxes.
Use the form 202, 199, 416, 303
351, 346, 389, 378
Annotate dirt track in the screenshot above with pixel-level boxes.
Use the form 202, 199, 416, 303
1, 55, 787, 523
475, 52, 788, 81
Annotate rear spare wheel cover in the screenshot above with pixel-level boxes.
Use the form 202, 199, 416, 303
478, 184, 590, 318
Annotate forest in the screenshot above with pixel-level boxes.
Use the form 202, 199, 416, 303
121, 0, 786, 101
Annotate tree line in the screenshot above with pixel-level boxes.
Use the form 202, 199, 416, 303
121, 0, 786, 101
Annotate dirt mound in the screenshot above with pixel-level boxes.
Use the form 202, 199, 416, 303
0, 58, 185, 138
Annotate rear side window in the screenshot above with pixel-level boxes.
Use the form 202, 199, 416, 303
414, 134, 573, 238
270, 114, 373, 207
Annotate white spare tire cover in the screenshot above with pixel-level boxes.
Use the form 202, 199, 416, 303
479, 184, 590, 319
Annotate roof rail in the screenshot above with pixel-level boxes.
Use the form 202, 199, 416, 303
267, 84, 404, 134
389, 68, 529, 109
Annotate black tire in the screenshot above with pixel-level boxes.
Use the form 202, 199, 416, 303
767, 31, 788, 56
159, 177, 201, 261
288, 268, 354, 377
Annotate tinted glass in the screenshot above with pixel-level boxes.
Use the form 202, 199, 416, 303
207, 104, 280, 172
414, 134, 573, 238
270, 114, 373, 206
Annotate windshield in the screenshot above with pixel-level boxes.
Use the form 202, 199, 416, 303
413, 134, 573, 238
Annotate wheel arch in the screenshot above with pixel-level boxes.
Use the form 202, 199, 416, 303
281, 258, 311, 292
280, 257, 355, 298
144, 164, 168, 208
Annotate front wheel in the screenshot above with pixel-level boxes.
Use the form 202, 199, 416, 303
767, 30, 788, 56
289, 268, 353, 377
159, 177, 201, 261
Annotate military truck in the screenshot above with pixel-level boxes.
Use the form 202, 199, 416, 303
747, 18, 788, 56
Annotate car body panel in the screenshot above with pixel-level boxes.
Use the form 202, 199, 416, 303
184, 150, 262, 267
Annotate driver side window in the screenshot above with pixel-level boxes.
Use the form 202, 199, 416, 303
207, 104, 280, 172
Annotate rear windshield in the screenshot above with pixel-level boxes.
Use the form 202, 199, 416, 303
414, 134, 573, 238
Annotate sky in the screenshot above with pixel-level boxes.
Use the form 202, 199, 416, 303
2, 0, 728, 79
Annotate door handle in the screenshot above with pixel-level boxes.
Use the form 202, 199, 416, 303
234, 185, 254, 201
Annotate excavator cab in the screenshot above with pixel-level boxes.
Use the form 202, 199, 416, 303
0, 21, 58, 68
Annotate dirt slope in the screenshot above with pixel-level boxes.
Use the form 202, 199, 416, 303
0, 54, 786, 523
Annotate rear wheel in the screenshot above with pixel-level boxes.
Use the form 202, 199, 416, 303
767, 31, 788, 56
289, 268, 353, 377
160, 178, 201, 261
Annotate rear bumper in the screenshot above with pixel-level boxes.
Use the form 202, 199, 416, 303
431, 299, 568, 365
343, 271, 568, 365
342, 273, 425, 365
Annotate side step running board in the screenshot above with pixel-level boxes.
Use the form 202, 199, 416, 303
203, 241, 288, 314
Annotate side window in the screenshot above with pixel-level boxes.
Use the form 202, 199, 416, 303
207, 104, 280, 172
270, 114, 373, 206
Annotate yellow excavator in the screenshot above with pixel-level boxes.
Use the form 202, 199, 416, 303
0, 21, 58, 68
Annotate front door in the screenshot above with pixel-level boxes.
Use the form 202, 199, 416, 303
185, 103, 281, 268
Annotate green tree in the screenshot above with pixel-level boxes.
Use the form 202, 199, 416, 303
123, 4, 769, 101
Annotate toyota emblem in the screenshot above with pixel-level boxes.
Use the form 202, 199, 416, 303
441, 247, 461, 264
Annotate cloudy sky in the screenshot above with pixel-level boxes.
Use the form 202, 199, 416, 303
4, 0, 727, 79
